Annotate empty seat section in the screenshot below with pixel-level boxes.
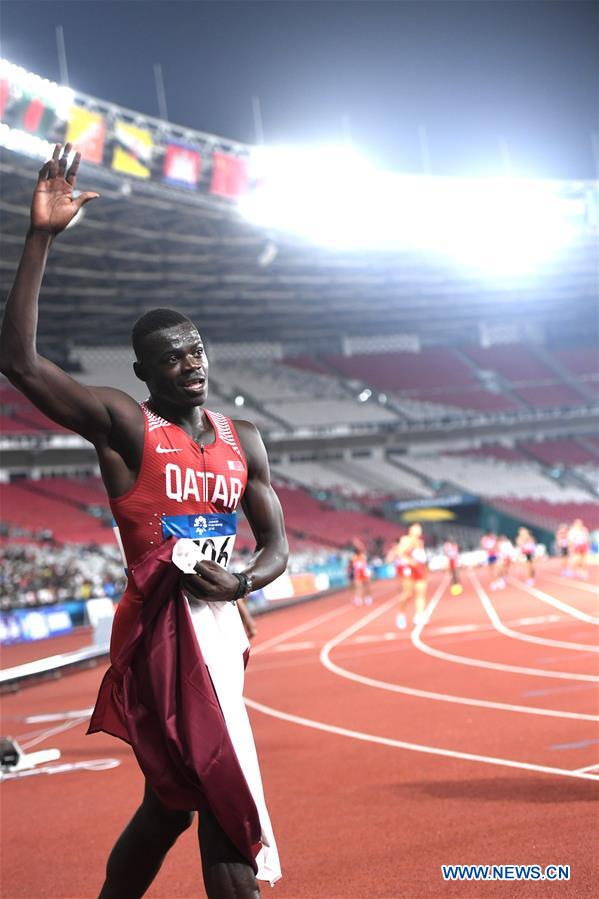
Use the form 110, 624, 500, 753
464, 344, 555, 381
326, 348, 474, 392
1, 483, 114, 544
514, 384, 583, 407
520, 440, 599, 466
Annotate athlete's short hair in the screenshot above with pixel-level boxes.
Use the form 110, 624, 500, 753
131, 308, 195, 359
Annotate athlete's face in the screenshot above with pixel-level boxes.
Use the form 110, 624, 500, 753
137, 324, 209, 407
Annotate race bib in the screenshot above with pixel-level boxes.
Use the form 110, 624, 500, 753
162, 513, 237, 569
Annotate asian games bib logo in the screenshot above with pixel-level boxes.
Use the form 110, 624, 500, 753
193, 515, 207, 534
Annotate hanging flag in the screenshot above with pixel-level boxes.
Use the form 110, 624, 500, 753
0, 79, 10, 120
2, 91, 57, 137
163, 142, 201, 189
210, 151, 248, 199
65, 105, 106, 164
112, 120, 153, 178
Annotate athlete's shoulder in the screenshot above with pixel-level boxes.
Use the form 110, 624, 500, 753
231, 419, 270, 475
93, 385, 140, 413
232, 418, 261, 437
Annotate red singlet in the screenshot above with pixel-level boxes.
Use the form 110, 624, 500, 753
109, 403, 248, 658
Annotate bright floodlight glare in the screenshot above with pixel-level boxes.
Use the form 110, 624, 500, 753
234, 395, 245, 407
238, 145, 578, 274
358, 389, 372, 402
0, 59, 74, 119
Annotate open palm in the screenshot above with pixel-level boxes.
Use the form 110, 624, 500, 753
31, 143, 99, 234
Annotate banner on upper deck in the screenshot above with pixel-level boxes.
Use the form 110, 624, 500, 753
66, 105, 106, 164
163, 142, 201, 188
111, 120, 153, 178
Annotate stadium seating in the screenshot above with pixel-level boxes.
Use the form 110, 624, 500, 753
446, 444, 526, 462
272, 454, 431, 500
463, 344, 554, 382
520, 439, 599, 467
554, 347, 597, 378
403, 453, 592, 501
493, 498, 599, 530
1, 482, 113, 544
514, 383, 585, 407
271, 483, 399, 549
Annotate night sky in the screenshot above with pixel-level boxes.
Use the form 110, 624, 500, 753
2, 0, 598, 178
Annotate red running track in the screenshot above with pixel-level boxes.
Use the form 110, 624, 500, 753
1, 559, 598, 898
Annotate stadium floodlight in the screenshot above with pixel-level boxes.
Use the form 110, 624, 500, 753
234, 395, 245, 407
0, 59, 75, 163
239, 145, 388, 251
426, 177, 577, 277
0, 59, 74, 119
0, 122, 55, 160
358, 389, 372, 402
239, 144, 578, 272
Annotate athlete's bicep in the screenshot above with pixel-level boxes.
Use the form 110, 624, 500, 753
6, 354, 134, 442
242, 475, 287, 549
236, 421, 287, 550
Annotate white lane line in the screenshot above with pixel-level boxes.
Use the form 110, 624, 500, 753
252, 603, 353, 655
509, 579, 599, 626
352, 633, 399, 644
318, 585, 597, 721
21, 716, 89, 750
573, 762, 599, 774
24, 709, 94, 723
273, 642, 316, 653
544, 575, 599, 596
244, 697, 599, 782
412, 584, 599, 683
470, 571, 599, 654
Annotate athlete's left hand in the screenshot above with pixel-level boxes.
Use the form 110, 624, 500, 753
182, 560, 239, 603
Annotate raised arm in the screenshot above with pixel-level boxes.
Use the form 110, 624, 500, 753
0, 144, 139, 449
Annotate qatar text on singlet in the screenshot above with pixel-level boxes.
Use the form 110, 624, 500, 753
110, 403, 248, 572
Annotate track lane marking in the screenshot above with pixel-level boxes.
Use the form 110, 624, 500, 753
252, 602, 353, 655
544, 575, 599, 596
244, 697, 599, 782
509, 579, 599, 625
469, 571, 599, 653
317, 585, 598, 721
412, 583, 599, 682
272, 641, 316, 652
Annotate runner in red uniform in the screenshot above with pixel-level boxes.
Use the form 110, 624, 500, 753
386, 523, 428, 628
568, 518, 590, 579
349, 539, 373, 606
0, 144, 288, 899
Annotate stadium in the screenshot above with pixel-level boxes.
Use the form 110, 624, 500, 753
0, 4, 598, 898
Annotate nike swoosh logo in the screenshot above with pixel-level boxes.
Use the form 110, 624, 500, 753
156, 443, 183, 454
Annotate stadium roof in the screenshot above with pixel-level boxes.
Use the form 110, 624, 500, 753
1, 147, 597, 356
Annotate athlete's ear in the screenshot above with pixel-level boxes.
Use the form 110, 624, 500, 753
133, 359, 147, 382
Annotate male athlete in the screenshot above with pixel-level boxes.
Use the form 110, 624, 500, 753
516, 526, 536, 585
443, 536, 462, 595
0, 145, 289, 898
349, 538, 373, 606
386, 523, 428, 628
568, 518, 590, 579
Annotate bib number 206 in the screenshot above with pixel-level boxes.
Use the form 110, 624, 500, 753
194, 535, 233, 568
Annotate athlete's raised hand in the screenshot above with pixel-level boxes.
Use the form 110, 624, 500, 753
31, 143, 99, 235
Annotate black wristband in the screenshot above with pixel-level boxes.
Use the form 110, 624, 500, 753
231, 572, 253, 602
